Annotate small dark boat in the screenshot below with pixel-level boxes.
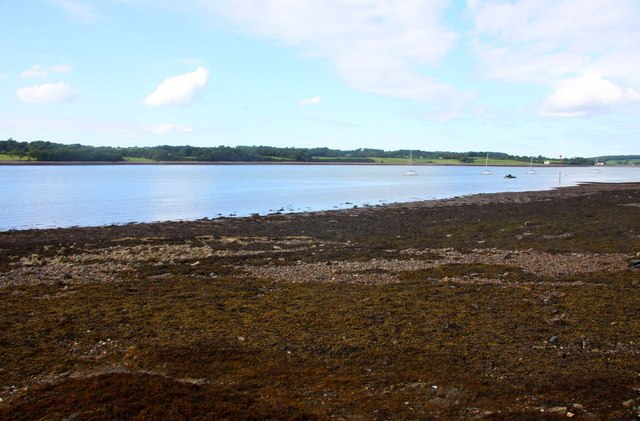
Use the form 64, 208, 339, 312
503, 174, 517, 179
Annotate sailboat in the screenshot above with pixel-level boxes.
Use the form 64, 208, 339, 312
592, 157, 602, 173
481, 153, 492, 175
404, 150, 418, 176
527, 157, 537, 174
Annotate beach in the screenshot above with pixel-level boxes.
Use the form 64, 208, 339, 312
1, 182, 640, 419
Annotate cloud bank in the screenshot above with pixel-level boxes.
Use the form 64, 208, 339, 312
16, 82, 75, 104
208, 0, 462, 101
143, 67, 210, 106
469, 1, 640, 87
21, 64, 73, 79
541, 74, 640, 117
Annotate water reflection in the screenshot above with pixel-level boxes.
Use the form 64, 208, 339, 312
1, 164, 638, 230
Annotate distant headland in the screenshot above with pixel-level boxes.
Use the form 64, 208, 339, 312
2, 138, 639, 166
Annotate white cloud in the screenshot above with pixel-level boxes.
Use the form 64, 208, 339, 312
207, 1, 463, 101
541, 74, 640, 117
0, 73, 8, 80
47, 0, 102, 23
20, 64, 73, 79
16, 82, 76, 104
300, 96, 321, 106
147, 124, 194, 135
469, 0, 640, 85
21, 64, 48, 79
143, 67, 210, 106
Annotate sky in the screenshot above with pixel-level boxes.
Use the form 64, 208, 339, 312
2, 0, 640, 158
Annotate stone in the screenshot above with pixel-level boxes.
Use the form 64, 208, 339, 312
622, 399, 635, 408
571, 403, 584, 412
549, 335, 559, 344
428, 397, 446, 406
547, 406, 567, 416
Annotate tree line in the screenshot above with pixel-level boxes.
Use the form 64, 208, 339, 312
0, 138, 610, 164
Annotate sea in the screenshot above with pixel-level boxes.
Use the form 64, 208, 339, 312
1, 164, 638, 231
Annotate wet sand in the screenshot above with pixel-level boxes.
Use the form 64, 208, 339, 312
1, 182, 640, 419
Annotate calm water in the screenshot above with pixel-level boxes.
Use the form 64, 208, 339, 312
1, 164, 639, 231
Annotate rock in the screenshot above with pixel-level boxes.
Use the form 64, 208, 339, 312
566, 411, 575, 418
571, 403, 584, 412
622, 399, 635, 408
547, 406, 567, 416
428, 397, 446, 406
628, 260, 640, 270
436, 386, 461, 399
19, 255, 43, 267
549, 335, 559, 345
549, 314, 566, 325
405, 382, 427, 389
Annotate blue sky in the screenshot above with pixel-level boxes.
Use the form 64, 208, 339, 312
2, 0, 640, 157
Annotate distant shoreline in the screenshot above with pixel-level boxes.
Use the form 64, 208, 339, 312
0, 160, 613, 167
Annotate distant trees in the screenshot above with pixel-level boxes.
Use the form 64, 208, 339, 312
1, 138, 29, 160
2, 138, 624, 165
563, 157, 592, 165
0, 139, 125, 161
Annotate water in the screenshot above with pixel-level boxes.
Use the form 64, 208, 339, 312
1, 164, 638, 231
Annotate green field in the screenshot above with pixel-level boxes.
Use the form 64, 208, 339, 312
0, 154, 598, 166
0, 154, 29, 161
604, 159, 640, 165
124, 157, 156, 163
370, 157, 533, 165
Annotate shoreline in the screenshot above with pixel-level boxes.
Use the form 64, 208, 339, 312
0, 159, 609, 167
2, 181, 635, 234
2, 181, 640, 419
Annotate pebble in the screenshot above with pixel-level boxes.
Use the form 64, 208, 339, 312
428, 397, 446, 406
547, 406, 567, 416
571, 403, 584, 411
622, 399, 635, 408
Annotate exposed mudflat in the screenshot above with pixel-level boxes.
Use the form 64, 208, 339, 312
1, 183, 640, 419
